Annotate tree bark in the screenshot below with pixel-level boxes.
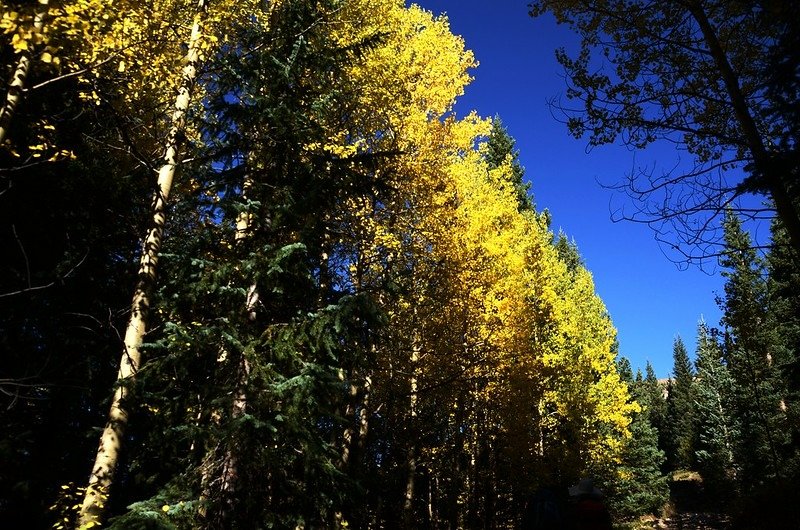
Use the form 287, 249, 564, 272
334, 374, 371, 527
0, 1, 48, 145
77, 2, 209, 526
339, 380, 360, 470
206, 172, 261, 524
356, 375, 372, 460
403, 340, 421, 527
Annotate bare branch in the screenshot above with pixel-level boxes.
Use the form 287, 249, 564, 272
0, 250, 88, 299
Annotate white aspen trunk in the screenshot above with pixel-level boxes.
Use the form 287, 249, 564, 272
403, 340, 420, 526
467, 402, 477, 527
356, 375, 372, 456
0, 1, 48, 145
427, 475, 433, 523
77, 2, 209, 526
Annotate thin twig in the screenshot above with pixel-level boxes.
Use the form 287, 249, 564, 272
12, 224, 32, 289
24, 56, 116, 92
0, 249, 88, 299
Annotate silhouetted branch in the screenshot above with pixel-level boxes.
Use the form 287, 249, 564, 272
0, 250, 89, 299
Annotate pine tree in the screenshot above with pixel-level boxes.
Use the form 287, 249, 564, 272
609, 357, 669, 517
484, 117, 533, 211
663, 336, 697, 471
766, 219, 800, 469
693, 320, 737, 501
637, 362, 667, 449
716, 209, 800, 527
718, 210, 788, 489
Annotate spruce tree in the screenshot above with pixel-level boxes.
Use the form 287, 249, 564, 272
484, 117, 533, 211
640, 362, 667, 441
106, 3, 390, 527
693, 320, 737, 501
718, 210, 788, 489
663, 336, 697, 471
766, 219, 800, 472
609, 358, 669, 517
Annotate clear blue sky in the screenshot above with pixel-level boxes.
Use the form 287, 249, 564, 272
416, 0, 726, 377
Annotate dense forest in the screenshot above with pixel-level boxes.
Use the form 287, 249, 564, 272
0, 1, 798, 529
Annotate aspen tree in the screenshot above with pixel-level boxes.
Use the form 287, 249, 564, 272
0, 0, 48, 145
78, 1, 210, 525
530, 0, 800, 258
403, 333, 422, 526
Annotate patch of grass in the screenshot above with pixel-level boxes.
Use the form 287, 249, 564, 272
671, 469, 702, 482
613, 514, 659, 530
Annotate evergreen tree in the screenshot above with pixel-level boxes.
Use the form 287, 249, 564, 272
693, 320, 737, 501
718, 210, 788, 489
640, 362, 667, 441
616, 357, 634, 383
663, 336, 697, 471
0, 2, 646, 527
484, 117, 533, 211
554, 231, 584, 273
609, 358, 669, 518
766, 219, 800, 468
104, 2, 392, 527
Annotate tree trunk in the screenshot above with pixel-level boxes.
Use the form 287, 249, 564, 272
448, 395, 465, 530
334, 374, 371, 527
0, 1, 48, 145
214, 350, 251, 520
207, 172, 261, 524
340, 373, 372, 471
403, 340, 421, 527
77, 2, 208, 526
484, 428, 496, 530
688, 0, 800, 256
339, 381, 359, 469
356, 375, 372, 458
467, 399, 479, 528
429, 473, 438, 528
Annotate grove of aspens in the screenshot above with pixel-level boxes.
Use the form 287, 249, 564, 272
1, 1, 799, 529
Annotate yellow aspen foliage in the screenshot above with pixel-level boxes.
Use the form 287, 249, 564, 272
0, 0, 640, 519
1, 0, 270, 153
322, 0, 637, 487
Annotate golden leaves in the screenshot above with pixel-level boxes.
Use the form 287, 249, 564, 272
322, 1, 635, 477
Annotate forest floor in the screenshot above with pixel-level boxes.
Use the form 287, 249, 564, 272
661, 472, 730, 529
623, 472, 731, 530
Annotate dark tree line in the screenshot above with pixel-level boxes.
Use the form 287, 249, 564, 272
617, 213, 800, 529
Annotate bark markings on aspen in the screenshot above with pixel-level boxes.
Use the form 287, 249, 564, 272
78, 2, 209, 526
0, 1, 49, 145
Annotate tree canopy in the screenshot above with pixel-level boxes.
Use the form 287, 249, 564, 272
1, 1, 638, 527
530, 0, 800, 264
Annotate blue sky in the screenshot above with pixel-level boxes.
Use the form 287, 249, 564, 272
416, 0, 726, 377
